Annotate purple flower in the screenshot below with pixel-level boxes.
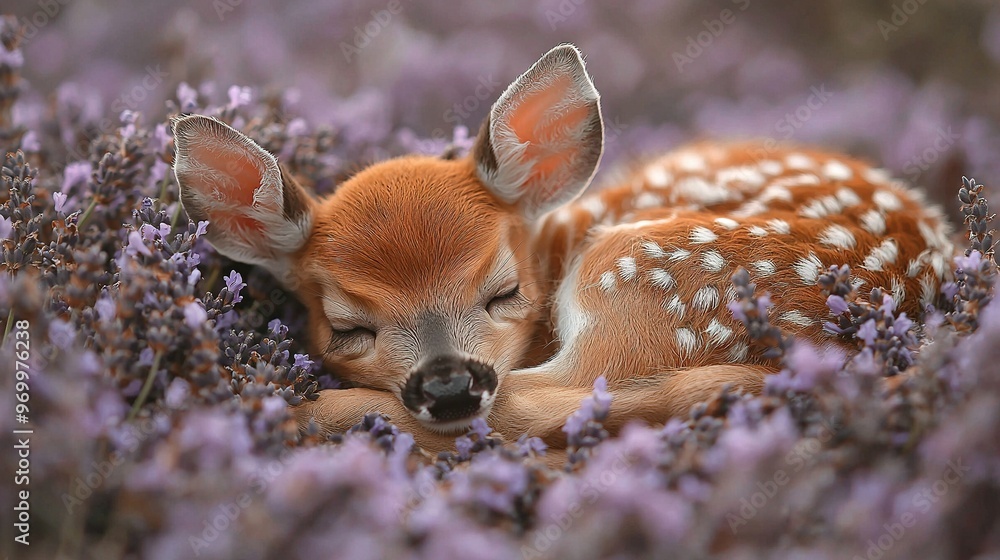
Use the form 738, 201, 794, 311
126, 230, 152, 256
858, 318, 878, 346
0, 216, 11, 239
177, 82, 198, 110
227, 85, 252, 109
62, 161, 92, 192
224, 270, 246, 303
53, 191, 69, 213
183, 301, 208, 328
827, 294, 849, 315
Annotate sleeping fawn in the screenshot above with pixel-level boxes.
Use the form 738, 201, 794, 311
172, 45, 955, 453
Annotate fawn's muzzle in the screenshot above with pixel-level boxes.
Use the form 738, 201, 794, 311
402, 355, 498, 424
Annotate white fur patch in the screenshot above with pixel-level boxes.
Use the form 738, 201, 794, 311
785, 153, 816, 170
714, 217, 740, 230
599, 271, 617, 292
822, 160, 853, 181
693, 286, 721, 311
705, 319, 733, 345
766, 219, 791, 235
778, 310, 814, 328
648, 268, 676, 290
873, 190, 903, 212
616, 256, 637, 281
701, 250, 726, 273
642, 240, 666, 259
664, 294, 687, 319
675, 327, 699, 358
751, 260, 777, 276
862, 239, 899, 272
757, 160, 784, 175
835, 187, 862, 207
747, 225, 769, 238
818, 224, 857, 249
727, 342, 750, 362
859, 209, 886, 236
668, 248, 692, 262
645, 166, 673, 188
793, 253, 824, 285
690, 226, 718, 244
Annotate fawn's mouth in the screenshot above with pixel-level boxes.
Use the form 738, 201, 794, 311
401, 355, 498, 433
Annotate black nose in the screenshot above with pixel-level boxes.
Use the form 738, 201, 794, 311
402, 356, 498, 422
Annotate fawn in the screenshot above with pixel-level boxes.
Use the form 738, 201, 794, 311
172, 45, 954, 453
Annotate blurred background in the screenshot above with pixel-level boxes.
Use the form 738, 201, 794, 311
5, 0, 1000, 217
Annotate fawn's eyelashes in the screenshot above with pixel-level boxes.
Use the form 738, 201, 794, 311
325, 325, 376, 356
486, 283, 522, 314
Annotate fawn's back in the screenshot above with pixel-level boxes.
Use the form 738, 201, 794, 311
172, 44, 955, 447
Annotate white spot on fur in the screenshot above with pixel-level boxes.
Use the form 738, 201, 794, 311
823, 160, 853, 181
850, 276, 866, 291
863, 168, 892, 184
767, 219, 791, 235
785, 153, 815, 170
862, 239, 899, 272
793, 253, 824, 285
752, 260, 776, 276
891, 276, 906, 304
873, 190, 902, 212
799, 195, 843, 219
860, 209, 886, 236
727, 342, 749, 362
580, 197, 606, 219
693, 286, 720, 311
717, 166, 765, 188
920, 273, 937, 306
778, 310, 814, 327
599, 271, 616, 292
648, 268, 676, 290
835, 187, 862, 207
907, 257, 923, 278
668, 248, 692, 262
676, 327, 698, 358
552, 256, 590, 348
818, 224, 857, 249
918, 220, 949, 250
760, 185, 793, 203
757, 160, 783, 176
642, 240, 665, 259
616, 256, 637, 281
690, 226, 718, 244
730, 200, 770, 219
674, 177, 732, 205
714, 217, 740, 230
701, 250, 726, 272
664, 295, 686, 319
747, 225, 768, 237
770, 173, 821, 189
676, 152, 708, 173
634, 191, 662, 209
645, 166, 673, 188
705, 319, 734, 346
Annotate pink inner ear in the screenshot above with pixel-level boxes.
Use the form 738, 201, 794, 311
188, 143, 262, 206
506, 75, 591, 200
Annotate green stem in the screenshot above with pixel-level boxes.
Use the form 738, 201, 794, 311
1, 306, 13, 347
127, 350, 163, 421
170, 200, 184, 228
78, 198, 99, 228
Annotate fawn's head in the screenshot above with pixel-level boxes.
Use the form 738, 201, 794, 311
172, 45, 603, 433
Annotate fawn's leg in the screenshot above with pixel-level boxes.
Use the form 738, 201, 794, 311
294, 388, 459, 453
493, 363, 774, 448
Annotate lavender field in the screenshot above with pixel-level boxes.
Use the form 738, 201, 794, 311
2, 1, 1000, 559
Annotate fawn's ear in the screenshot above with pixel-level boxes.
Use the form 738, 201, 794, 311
172, 115, 314, 282
473, 44, 604, 221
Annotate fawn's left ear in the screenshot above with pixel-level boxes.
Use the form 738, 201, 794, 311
473, 44, 604, 221
172, 115, 314, 284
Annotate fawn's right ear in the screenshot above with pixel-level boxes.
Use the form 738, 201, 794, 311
473, 44, 604, 221
172, 115, 314, 283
